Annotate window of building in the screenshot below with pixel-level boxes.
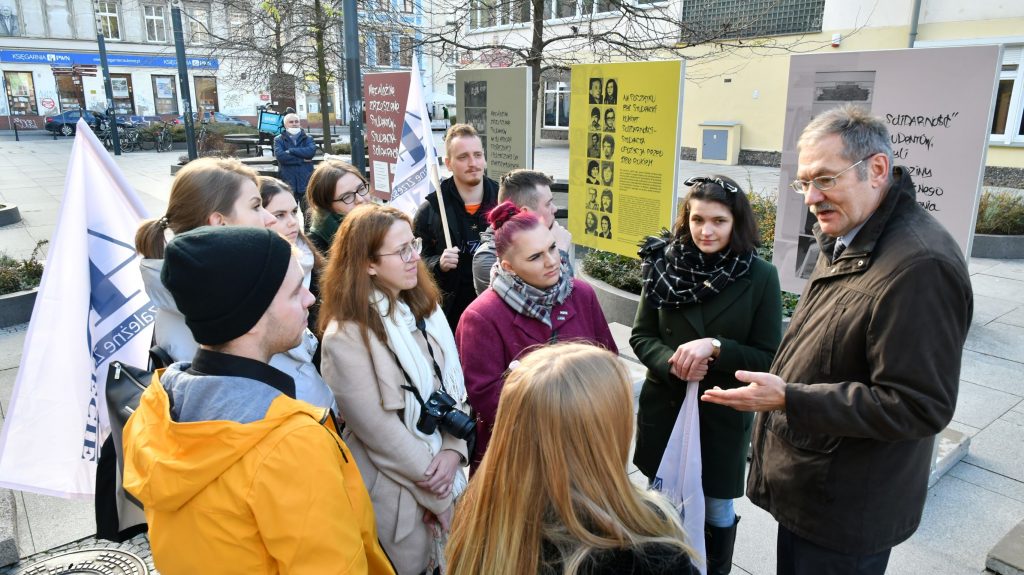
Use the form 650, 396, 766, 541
681, 0, 824, 42
359, 36, 367, 65
376, 34, 392, 66
402, 0, 414, 12
186, 4, 210, 45
228, 9, 251, 38
992, 46, 1024, 146
95, 1, 121, 40
555, 0, 574, 18
399, 37, 414, 67
144, 5, 166, 42
152, 75, 178, 114
3, 71, 37, 115
194, 76, 218, 112
543, 80, 570, 129
110, 73, 135, 114
447, 82, 455, 96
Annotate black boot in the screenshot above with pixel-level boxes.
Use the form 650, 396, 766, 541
705, 515, 740, 575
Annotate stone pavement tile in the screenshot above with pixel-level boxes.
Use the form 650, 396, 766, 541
982, 260, 1024, 283
965, 418, 1024, 482
0, 368, 17, 419
0, 327, 27, 372
608, 322, 638, 362
968, 257, 1000, 275
972, 273, 1024, 305
998, 307, 1024, 330
0, 189, 47, 205
1004, 409, 1024, 427
949, 461, 1024, 504
959, 349, 1024, 396
973, 295, 1021, 326
0, 234, 43, 260
732, 496, 777, 575
952, 380, 1022, 429
964, 322, 1024, 365
947, 420, 981, 441
13, 492, 31, 558
889, 473, 1024, 574
17, 492, 93, 553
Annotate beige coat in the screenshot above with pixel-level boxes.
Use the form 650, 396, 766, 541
322, 319, 468, 575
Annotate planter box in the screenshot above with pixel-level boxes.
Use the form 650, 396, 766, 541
972, 234, 1024, 259
0, 204, 21, 227
0, 288, 37, 328
580, 270, 640, 326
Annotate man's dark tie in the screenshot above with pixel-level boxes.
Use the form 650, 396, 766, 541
833, 239, 847, 262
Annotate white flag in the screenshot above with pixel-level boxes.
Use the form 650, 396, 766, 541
652, 380, 707, 574
0, 119, 154, 498
390, 65, 440, 216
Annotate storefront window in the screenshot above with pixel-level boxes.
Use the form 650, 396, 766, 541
543, 80, 569, 129
110, 73, 134, 115
152, 75, 178, 114
194, 76, 218, 113
3, 71, 37, 115
56, 74, 82, 111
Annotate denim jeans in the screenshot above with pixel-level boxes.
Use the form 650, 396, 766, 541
705, 496, 735, 528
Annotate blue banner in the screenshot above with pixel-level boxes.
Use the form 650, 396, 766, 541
0, 49, 217, 69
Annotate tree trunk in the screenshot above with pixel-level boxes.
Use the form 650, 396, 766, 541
528, 0, 544, 165
314, 0, 333, 150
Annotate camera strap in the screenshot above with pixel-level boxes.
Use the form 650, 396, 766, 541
387, 318, 449, 399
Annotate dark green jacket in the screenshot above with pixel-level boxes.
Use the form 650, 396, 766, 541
631, 256, 782, 498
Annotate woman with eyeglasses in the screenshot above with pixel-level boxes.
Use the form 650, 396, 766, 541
319, 203, 470, 575
456, 202, 616, 472
630, 175, 782, 574
306, 159, 372, 256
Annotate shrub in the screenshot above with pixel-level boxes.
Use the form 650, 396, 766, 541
331, 142, 353, 155
975, 190, 1024, 235
0, 240, 47, 296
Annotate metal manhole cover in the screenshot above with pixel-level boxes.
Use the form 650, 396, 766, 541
15, 549, 148, 575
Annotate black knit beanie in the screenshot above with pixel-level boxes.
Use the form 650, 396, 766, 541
161, 226, 293, 345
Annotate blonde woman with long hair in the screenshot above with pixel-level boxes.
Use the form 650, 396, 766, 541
446, 344, 699, 575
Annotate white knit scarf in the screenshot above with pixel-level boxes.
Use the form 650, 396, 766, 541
371, 291, 468, 497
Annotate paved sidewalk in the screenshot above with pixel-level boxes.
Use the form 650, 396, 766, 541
0, 137, 1022, 574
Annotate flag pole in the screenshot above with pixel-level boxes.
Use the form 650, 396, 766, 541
428, 157, 452, 249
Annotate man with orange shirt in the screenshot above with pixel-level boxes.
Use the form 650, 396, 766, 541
414, 123, 499, 330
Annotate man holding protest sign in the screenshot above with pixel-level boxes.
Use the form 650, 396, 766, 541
414, 123, 499, 330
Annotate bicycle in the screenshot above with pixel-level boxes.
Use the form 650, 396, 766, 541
196, 121, 211, 156
137, 120, 173, 152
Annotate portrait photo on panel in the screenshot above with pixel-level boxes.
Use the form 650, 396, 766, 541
587, 132, 601, 158
585, 211, 599, 236
601, 161, 614, 186
590, 106, 601, 131
603, 107, 615, 133
586, 187, 599, 210
602, 134, 615, 160
604, 78, 617, 105
589, 77, 603, 105
598, 215, 613, 239
600, 189, 614, 213
587, 160, 601, 185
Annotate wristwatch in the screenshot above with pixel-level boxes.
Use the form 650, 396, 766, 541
709, 338, 722, 362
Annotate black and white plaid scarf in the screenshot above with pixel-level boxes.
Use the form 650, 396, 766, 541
490, 253, 574, 327
638, 232, 754, 309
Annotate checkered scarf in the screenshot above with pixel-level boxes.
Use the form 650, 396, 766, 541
639, 231, 754, 309
490, 253, 574, 327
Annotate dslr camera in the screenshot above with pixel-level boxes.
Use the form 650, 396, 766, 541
417, 389, 476, 440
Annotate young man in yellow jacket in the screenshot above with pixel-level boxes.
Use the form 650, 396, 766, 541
122, 226, 395, 575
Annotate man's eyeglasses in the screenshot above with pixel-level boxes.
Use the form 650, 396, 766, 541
790, 155, 875, 195
684, 176, 739, 193
333, 183, 369, 204
376, 237, 422, 263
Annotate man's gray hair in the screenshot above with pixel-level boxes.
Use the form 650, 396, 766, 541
283, 113, 300, 123
798, 104, 893, 181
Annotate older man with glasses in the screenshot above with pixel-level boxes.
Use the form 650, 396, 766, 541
703, 104, 973, 575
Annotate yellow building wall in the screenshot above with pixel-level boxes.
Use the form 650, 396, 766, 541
679, 18, 1024, 168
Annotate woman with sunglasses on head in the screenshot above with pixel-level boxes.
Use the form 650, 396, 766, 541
135, 158, 335, 413
456, 202, 616, 473
630, 175, 782, 575
305, 159, 372, 256
447, 344, 699, 575
319, 204, 470, 575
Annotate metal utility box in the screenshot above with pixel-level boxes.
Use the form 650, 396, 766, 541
698, 121, 742, 165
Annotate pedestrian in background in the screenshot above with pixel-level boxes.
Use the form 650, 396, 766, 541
274, 113, 317, 210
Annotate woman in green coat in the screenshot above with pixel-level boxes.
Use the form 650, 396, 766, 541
631, 175, 782, 575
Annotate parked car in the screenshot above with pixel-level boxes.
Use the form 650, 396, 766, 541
128, 115, 168, 126
176, 111, 252, 126
44, 110, 132, 136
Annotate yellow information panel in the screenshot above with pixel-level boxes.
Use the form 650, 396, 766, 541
569, 61, 684, 258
